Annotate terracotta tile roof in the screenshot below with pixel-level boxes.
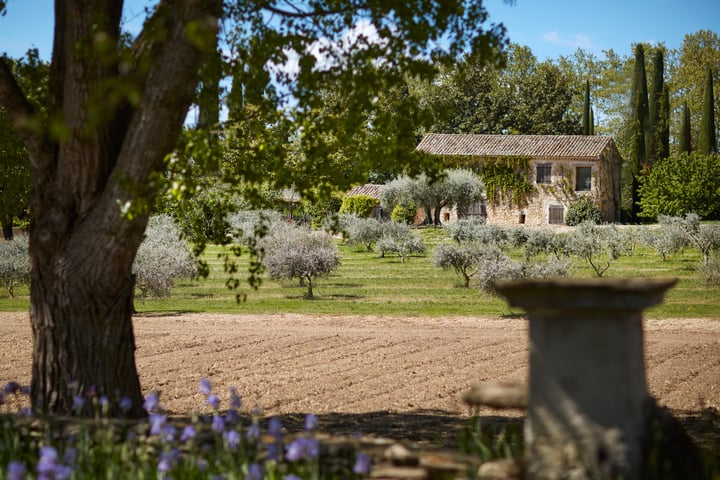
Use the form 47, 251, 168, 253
416, 134, 615, 160
346, 184, 383, 199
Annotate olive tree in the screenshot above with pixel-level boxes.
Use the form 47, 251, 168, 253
381, 169, 483, 226
262, 228, 340, 298
567, 223, 625, 277
342, 214, 383, 252
133, 215, 196, 298
432, 241, 483, 287
0, 234, 29, 297
0, 0, 506, 416
371, 221, 425, 263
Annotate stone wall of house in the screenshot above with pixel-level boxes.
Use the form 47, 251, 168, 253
472, 155, 617, 227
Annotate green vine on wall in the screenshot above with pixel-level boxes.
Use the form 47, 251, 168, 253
477, 156, 535, 207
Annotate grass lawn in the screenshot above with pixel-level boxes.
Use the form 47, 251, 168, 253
2, 227, 717, 318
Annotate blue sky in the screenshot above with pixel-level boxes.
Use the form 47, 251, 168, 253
1, 1, 718, 62
484, 0, 720, 60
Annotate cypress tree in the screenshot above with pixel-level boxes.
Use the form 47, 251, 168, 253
658, 85, 670, 159
590, 108, 595, 135
648, 50, 668, 163
582, 80, 591, 135
628, 44, 649, 221
679, 102, 692, 154
699, 67, 717, 154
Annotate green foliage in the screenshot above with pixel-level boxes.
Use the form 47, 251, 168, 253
390, 203, 417, 224
565, 196, 603, 226
475, 156, 534, 207
423, 44, 582, 135
460, 417, 523, 464
303, 193, 342, 229
0, 49, 49, 228
0, 235, 29, 297
338, 194, 379, 218
638, 152, 720, 219
133, 215, 197, 298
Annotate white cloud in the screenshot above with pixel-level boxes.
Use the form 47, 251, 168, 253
268, 20, 385, 80
542, 31, 595, 51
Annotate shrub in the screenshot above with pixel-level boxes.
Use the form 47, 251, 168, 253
342, 215, 383, 251
470, 244, 570, 293
432, 242, 484, 287
698, 253, 720, 285
525, 229, 552, 259
374, 222, 425, 263
641, 218, 687, 261
338, 194, 379, 218
566, 223, 624, 277
676, 213, 720, 266
0, 235, 29, 298
565, 196, 603, 226
444, 218, 488, 244
376, 234, 426, 264
133, 215, 197, 298
526, 257, 572, 279
262, 228, 340, 298
227, 209, 286, 245
391, 203, 417, 224
473, 245, 524, 293
506, 227, 528, 248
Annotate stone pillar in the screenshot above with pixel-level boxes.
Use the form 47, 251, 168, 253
494, 278, 677, 480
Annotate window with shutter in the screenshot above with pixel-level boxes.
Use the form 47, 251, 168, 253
549, 205, 564, 224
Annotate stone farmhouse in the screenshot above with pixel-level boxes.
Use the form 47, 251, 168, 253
415, 133, 623, 227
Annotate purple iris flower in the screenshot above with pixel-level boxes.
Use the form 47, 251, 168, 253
353, 453, 372, 475
143, 392, 159, 412
268, 418, 283, 438
198, 378, 212, 395
224, 430, 241, 450
246, 422, 261, 440
247, 462, 263, 480
229, 387, 242, 409
6, 461, 25, 480
285, 437, 320, 462
211, 414, 225, 433
206, 394, 220, 410
304, 413, 318, 431
149, 413, 167, 436
180, 425, 196, 443
4, 381, 20, 394
119, 396, 133, 412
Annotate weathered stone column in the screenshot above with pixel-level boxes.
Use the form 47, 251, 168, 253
494, 278, 677, 480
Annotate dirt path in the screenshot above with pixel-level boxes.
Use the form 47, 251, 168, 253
1, 312, 718, 444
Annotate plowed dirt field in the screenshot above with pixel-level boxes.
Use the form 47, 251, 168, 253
1, 313, 718, 445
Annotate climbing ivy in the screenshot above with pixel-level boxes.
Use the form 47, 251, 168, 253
477, 156, 535, 207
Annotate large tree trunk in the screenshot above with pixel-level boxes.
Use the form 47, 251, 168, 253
1, 0, 221, 417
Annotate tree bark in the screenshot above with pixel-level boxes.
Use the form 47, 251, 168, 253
1, 0, 222, 417
2, 221, 13, 240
